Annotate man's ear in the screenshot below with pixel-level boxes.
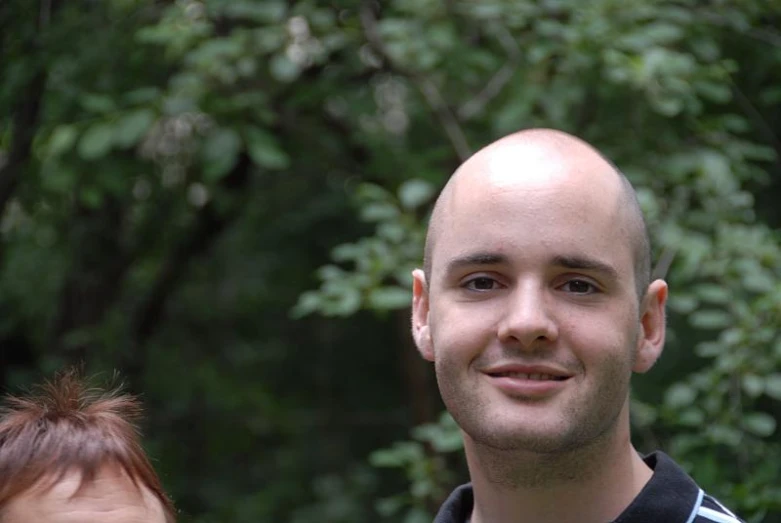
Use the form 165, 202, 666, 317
633, 279, 668, 373
411, 269, 434, 361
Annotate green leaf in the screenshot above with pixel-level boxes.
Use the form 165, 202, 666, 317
411, 415, 463, 453
356, 183, 393, 203
325, 286, 361, 316
123, 87, 160, 104
678, 408, 705, 426
291, 291, 321, 318
48, 125, 78, 156
743, 412, 776, 437
404, 507, 433, 523
201, 128, 241, 182
367, 287, 411, 310
630, 400, 658, 428
377, 222, 406, 243
652, 95, 684, 117
245, 127, 290, 169
642, 22, 684, 44
695, 81, 731, 103
398, 179, 435, 210
719, 328, 742, 346
668, 294, 698, 314
331, 243, 362, 262
689, 309, 732, 329
369, 449, 404, 468
695, 341, 722, 358
114, 109, 156, 148
225, 2, 286, 23
706, 424, 742, 446
360, 202, 399, 222
317, 264, 345, 280
78, 123, 114, 160
42, 166, 77, 193
694, 284, 731, 305
375, 496, 406, 517
665, 383, 696, 409
742, 374, 764, 398
369, 442, 423, 468
269, 54, 301, 82
80, 186, 103, 209
742, 270, 775, 294
764, 374, 781, 401
80, 93, 116, 114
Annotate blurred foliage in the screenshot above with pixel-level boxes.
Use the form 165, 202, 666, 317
1, 0, 780, 521
293, 179, 432, 318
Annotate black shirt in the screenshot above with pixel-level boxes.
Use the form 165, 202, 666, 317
433, 452, 744, 523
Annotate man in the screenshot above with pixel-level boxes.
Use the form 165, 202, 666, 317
411, 129, 743, 523
0, 369, 176, 522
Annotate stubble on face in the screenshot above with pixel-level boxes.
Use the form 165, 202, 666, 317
434, 335, 636, 457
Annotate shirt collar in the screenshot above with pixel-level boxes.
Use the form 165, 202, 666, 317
433, 451, 702, 523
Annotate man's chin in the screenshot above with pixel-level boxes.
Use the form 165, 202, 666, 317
462, 422, 573, 454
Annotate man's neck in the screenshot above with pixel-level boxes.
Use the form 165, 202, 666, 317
464, 430, 653, 523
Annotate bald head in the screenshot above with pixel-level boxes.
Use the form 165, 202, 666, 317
423, 129, 651, 299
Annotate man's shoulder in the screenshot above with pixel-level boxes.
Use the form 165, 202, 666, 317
616, 451, 744, 523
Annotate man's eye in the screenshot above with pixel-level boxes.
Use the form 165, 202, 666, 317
465, 277, 498, 291
562, 280, 596, 294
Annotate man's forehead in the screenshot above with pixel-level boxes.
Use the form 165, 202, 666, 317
442, 164, 623, 229
438, 138, 621, 229
429, 166, 630, 272
422, 129, 638, 278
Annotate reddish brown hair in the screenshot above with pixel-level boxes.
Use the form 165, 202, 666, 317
0, 369, 176, 521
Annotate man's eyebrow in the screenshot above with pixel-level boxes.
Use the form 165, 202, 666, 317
552, 254, 619, 280
444, 252, 509, 275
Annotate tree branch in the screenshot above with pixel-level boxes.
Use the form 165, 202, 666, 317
730, 82, 781, 172
359, 2, 472, 161
0, 71, 46, 219
698, 11, 781, 48
458, 22, 521, 120
652, 246, 676, 281
48, 197, 135, 362
0, 0, 65, 258
129, 152, 253, 349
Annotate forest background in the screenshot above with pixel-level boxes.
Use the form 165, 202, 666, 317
1, 0, 780, 521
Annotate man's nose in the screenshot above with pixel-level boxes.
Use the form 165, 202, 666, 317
497, 283, 559, 348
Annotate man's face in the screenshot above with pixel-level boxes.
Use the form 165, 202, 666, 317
2, 466, 169, 523
412, 165, 666, 454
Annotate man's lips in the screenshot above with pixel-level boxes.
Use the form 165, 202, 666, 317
482, 364, 573, 397
482, 364, 573, 381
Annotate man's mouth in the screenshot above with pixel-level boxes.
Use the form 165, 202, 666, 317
488, 372, 569, 381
